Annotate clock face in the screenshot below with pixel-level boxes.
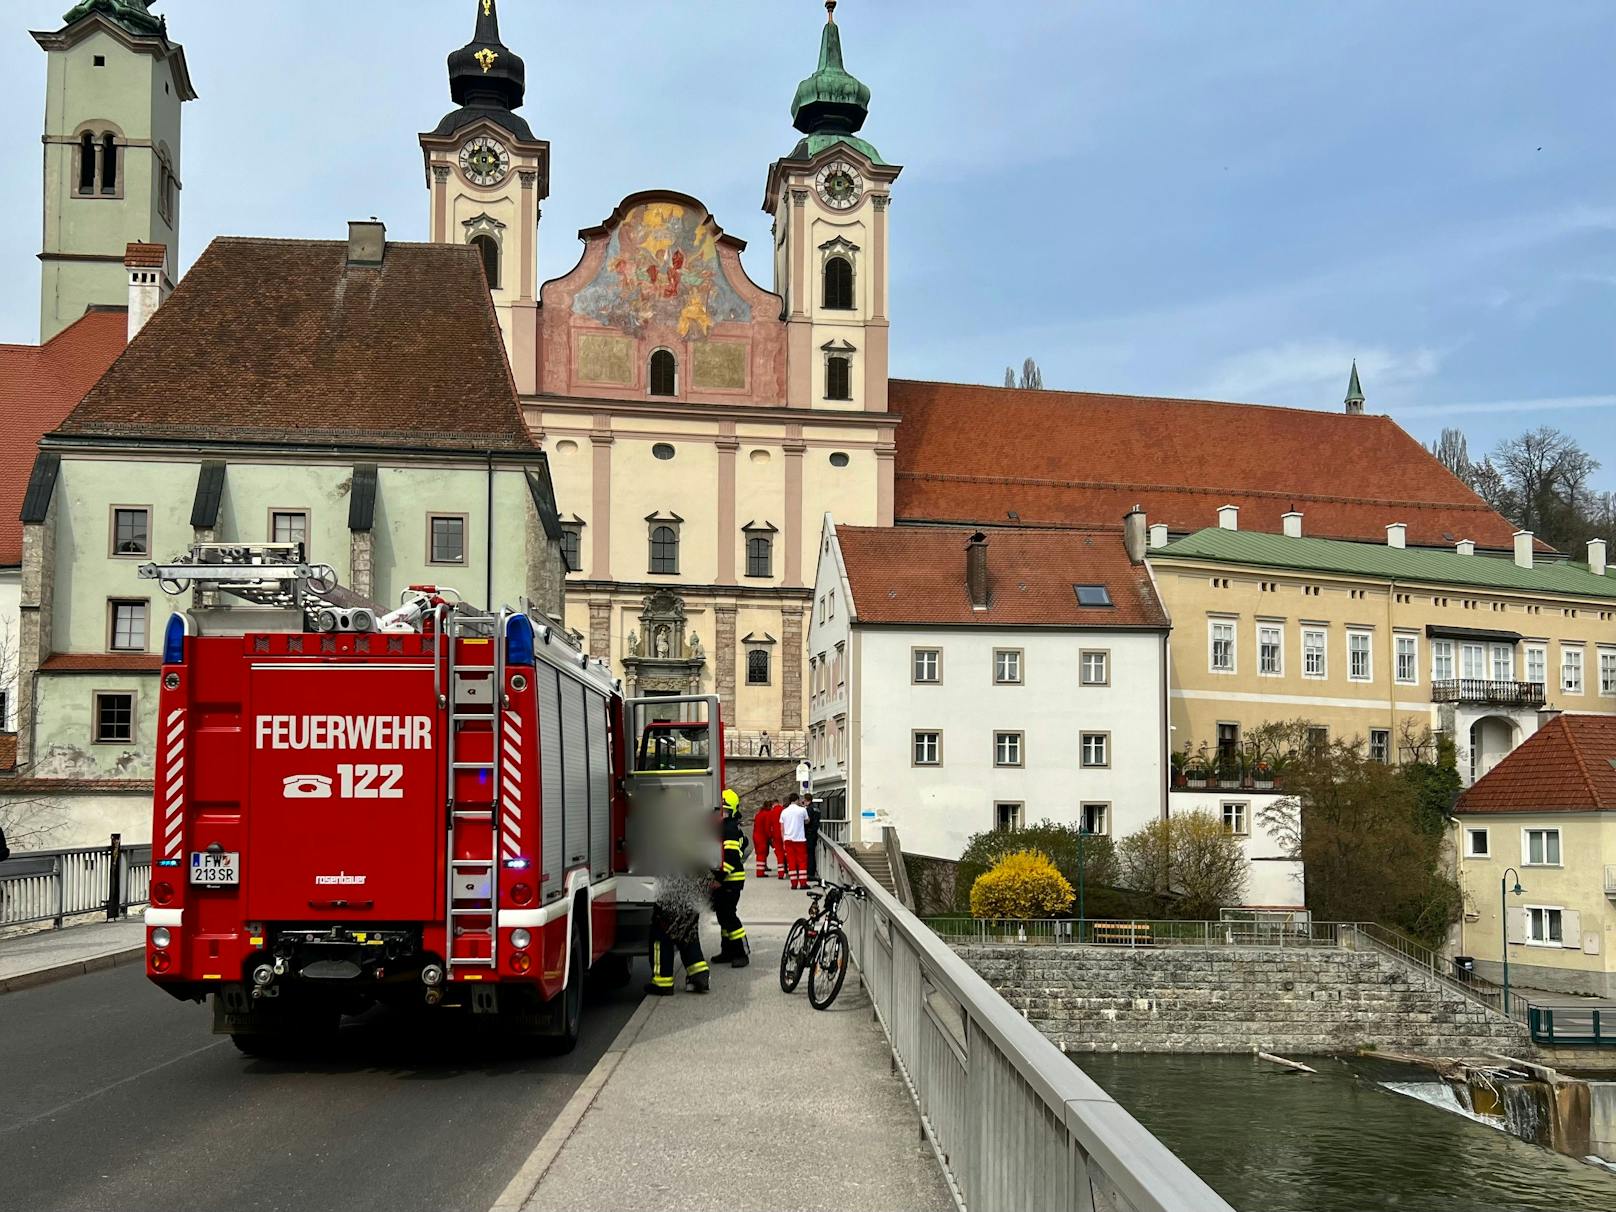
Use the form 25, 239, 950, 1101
815, 160, 864, 210
459, 136, 510, 187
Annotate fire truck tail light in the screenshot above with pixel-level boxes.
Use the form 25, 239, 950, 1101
510, 952, 532, 974
505, 613, 535, 666
150, 927, 172, 949
152, 881, 175, 906
510, 928, 531, 950
162, 613, 188, 665
150, 951, 171, 973
511, 883, 533, 906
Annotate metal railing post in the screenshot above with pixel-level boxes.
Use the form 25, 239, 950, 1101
53, 854, 66, 928
106, 832, 123, 921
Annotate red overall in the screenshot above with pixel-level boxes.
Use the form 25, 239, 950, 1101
753, 802, 784, 877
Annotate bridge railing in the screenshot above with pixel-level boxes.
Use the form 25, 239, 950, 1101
0, 837, 151, 930
819, 838, 1234, 1212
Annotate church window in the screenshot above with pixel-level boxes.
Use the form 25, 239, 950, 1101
649, 349, 677, 396
560, 524, 582, 573
652, 443, 676, 461
649, 524, 679, 575
747, 649, 771, 686
78, 132, 96, 194
101, 132, 118, 194
829, 452, 850, 468
826, 355, 852, 402
470, 234, 500, 289
746, 533, 773, 578
823, 256, 854, 310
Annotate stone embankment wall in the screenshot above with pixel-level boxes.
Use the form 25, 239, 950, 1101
958, 945, 1531, 1056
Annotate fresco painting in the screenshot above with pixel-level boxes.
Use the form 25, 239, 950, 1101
573, 203, 752, 338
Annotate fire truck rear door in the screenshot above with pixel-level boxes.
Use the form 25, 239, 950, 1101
621, 695, 723, 878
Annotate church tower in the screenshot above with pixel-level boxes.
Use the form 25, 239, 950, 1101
33, 0, 194, 342
420, 0, 549, 394
764, 2, 901, 412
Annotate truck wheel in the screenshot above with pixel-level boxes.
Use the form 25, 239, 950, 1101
539, 917, 586, 1054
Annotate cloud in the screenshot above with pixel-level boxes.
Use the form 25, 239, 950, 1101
1201, 340, 1444, 404
1393, 394, 1616, 419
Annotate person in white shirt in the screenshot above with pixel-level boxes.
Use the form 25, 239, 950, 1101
778, 792, 809, 889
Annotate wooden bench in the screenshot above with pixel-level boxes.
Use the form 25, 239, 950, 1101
1091, 922, 1153, 946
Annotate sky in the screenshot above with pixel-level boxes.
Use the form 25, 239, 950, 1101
2, 1, 1613, 484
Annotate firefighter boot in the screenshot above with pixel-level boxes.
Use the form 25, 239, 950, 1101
685, 963, 711, 994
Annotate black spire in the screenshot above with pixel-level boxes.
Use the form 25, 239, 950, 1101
434, 0, 534, 141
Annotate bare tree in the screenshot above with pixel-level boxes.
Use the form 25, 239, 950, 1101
1117, 811, 1247, 918
0, 619, 64, 852
1001, 359, 1044, 390
1004, 366, 1016, 388
1428, 428, 1471, 480
1489, 426, 1600, 547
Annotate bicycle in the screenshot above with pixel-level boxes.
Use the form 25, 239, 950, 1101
779, 880, 866, 1010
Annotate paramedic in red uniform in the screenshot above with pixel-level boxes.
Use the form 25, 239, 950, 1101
779, 793, 809, 889
753, 798, 783, 878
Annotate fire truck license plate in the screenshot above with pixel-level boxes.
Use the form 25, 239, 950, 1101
190, 851, 240, 886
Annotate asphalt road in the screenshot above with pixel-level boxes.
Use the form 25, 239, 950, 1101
0, 964, 643, 1212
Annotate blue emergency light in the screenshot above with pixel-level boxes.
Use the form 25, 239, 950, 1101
505, 612, 535, 665
162, 613, 188, 665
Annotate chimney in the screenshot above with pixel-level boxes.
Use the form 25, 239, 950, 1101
1282, 511, 1303, 539
1386, 522, 1406, 549
1538, 707, 1562, 729
1589, 539, 1607, 577
347, 220, 386, 267
1217, 505, 1239, 530
1123, 506, 1147, 565
965, 531, 989, 610
1148, 522, 1169, 550
123, 242, 170, 340
1514, 530, 1534, 570
1456, 539, 1475, 556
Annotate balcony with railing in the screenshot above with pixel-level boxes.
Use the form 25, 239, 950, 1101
1431, 678, 1546, 708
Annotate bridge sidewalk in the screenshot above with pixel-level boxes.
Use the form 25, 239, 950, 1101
0, 917, 146, 993
510, 872, 951, 1212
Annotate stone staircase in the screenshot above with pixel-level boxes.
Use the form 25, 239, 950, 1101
958, 945, 1532, 1056
848, 844, 899, 899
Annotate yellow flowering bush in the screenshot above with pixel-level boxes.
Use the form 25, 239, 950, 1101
969, 849, 1075, 919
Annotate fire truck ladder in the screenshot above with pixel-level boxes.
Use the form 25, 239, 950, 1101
439, 607, 510, 974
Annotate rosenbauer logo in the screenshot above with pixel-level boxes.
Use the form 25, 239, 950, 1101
255, 715, 434, 750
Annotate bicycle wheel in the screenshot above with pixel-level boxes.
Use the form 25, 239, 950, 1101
779, 918, 810, 993
808, 927, 849, 1010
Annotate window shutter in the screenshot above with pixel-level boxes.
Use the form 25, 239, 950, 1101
1505, 909, 1527, 945
1561, 909, 1581, 948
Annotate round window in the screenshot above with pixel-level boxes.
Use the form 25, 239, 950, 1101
829, 451, 850, 468
652, 443, 676, 461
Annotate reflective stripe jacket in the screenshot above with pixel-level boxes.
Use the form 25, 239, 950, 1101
719, 813, 747, 882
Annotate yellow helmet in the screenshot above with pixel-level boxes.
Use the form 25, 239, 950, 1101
722, 788, 740, 812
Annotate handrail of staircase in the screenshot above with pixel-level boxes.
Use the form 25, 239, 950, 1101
1341, 921, 1531, 1023
882, 825, 915, 911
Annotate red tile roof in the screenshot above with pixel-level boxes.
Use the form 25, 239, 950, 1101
123, 242, 167, 269
1455, 714, 1616, 814
889, 379, 1527, 551
39, 653, 162, 673
0, 309, 128, 566
835, 524, 1168, 628
59, 238, 535, 453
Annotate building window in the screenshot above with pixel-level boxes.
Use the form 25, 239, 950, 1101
1080, 732, 1109, 768
1525, 644, 1547, 686
1348, 631, 1372, 682
1430, 639, 1453, 681
1303, 628, 1326, 679
111, 506, 150, 556
1562, 646, 1584, 694
1461, 642, 1485, 680
560, 524, 582, 573
913, 731, 942, 766
93, 691, 134, 744
78, 131, 96, 193
1601, 649, 1616, 697
823, 255, 854, 309
746, 533, 773, 578
648, 350, 677, 396
651, 442, 676, 461
829, 451, 850, 468
1079, 649, 1109, 686
428, 515, 467, 565
747, 649, 770, 686
993, 649, 1022, 685
109, 600, 148, 651
470, 233, 500, 288
827, 590, 835, 618
1081, 802, 1109, 836
100, 132, 118, 194
995, 802, 1023, 832
825, 355, 851, 401
649, 524, 679, 574
1216, 722, 1240, 769
912, 648, 941, 684
1074, 584, 1113, 607
1258, 624, 1282, 676
1491, 644, 1514, 682
1306, 726, 1328, 751
1465, 828, 1490, 858
1524, 828, 1561, 867
1395, 634, 1418, 684
994, 731, 1023, 767
1209, 619, 1235, 673
270, 510, 309, 552
1526, 906, 1565, 946
1369, 729, 1390, 764
1221, 801, 1249, 836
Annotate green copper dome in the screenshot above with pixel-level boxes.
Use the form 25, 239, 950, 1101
62, 0, 164, 37
791, 3, 872, 137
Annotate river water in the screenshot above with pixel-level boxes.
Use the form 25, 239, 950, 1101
1073, 1053, 1616, 1212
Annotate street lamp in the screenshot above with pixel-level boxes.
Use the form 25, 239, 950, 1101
1500, 867, 1524, 1013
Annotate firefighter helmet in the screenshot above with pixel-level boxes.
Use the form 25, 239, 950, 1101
722, 788, 740, 813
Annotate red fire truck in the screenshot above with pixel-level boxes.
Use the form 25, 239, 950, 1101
139, 544, 722, 1053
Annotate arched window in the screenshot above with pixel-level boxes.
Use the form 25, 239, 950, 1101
78, 132, 96, 194
823, 256, 853, 310
826, 355, 852, 401
100, 132, 118, 194
470, 234, 500, 289
649, 524, 679, 574
648, 349, 677, 396
746, 533, 773, 578
747, 649, 770, 686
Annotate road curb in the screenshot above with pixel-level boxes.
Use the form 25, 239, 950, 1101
0, 945, 146, 995
488, 993, 659, 1212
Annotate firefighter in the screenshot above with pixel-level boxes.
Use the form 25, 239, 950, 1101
645, 874, 711, 996
713, 788, 749, 966
753, 796, 783, 878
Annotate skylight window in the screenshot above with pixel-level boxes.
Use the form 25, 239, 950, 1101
1074, 584, 1113, 607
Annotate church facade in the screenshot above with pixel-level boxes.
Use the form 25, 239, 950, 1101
420, 1, 899, 749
